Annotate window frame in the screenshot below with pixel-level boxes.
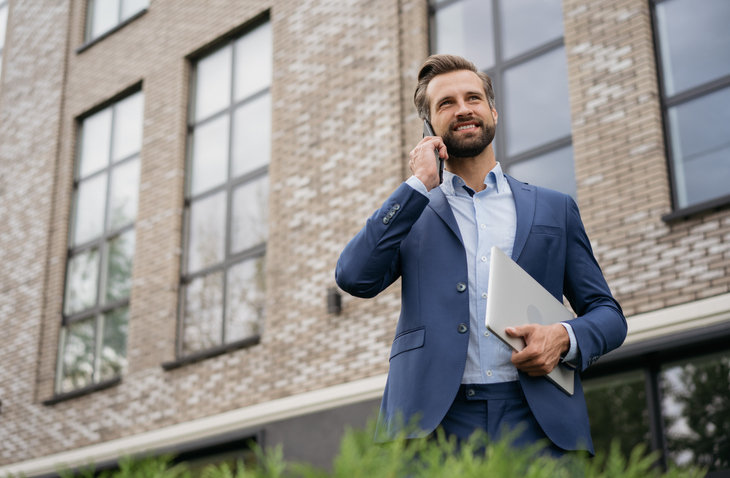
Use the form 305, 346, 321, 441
428, 0, 575, 197
78, 0, 149, 52
53, 85, 144, 400
168, 15, 271, 368
650, 0, 730, 221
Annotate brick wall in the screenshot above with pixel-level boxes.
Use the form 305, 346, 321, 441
0, 0, 728, 466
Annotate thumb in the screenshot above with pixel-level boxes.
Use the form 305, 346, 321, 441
505, 326, 523, 337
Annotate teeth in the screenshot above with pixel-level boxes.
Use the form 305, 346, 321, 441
456, 124, 476, 131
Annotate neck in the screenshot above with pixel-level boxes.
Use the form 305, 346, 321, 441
445, 146, 497, 192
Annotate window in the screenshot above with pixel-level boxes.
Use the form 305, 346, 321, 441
430, 0, 575, 197
85, 0, 148, 42
653, 0, 730, 213
0, 0, 8, 80
584, 328, 730, 472
179, 20, 271, 359
57, 90, 144, 394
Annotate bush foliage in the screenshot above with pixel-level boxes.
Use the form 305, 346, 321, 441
17, 423, 706, 478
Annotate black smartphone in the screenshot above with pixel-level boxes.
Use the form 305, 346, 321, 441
422, 119, 444, 185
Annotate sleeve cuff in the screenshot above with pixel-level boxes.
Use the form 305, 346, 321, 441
406, 175, 429, 196
560, 322, 579, 367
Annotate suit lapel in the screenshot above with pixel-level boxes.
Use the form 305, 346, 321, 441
506, 175, 536, 262
427, 187, 464, 244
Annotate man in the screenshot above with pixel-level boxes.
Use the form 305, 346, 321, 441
335, 54, 626, 455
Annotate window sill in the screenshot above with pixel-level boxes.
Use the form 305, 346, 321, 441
76, 9, 148, 54
162, 335, 261, 371
43, 377, 122, 406
661, 194, 730, 222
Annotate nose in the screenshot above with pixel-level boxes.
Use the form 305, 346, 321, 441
455, 99, 473, 117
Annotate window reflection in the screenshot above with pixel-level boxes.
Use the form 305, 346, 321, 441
506, 146, 575, 198
105, 231, 135, 303
661, 352, 730, 471
190, 115, 230, 195
108, 158, 140, 230
584, 370, 651, 459
503, 47, 571, 156
60, 318, 96, 393
231, 177, 269, 254
194, 46, 232, 122
499, 0, 563, 60
225, 257, 266, 343
87, 0, 148, 41
232, 94, 271, 178
100, 307, 129, 381
234, 22, 273, 101
431, 0, 494, 72
667, 86, 730, 208
187, 192, 226, 274
655, 0, 730, 96
183, 272, 224, 354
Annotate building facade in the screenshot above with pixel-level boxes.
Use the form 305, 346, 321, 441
0, 0, 728, 475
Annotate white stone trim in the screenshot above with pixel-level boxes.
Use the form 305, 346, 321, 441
0, 374, 387, 477
625, 293, 730, 344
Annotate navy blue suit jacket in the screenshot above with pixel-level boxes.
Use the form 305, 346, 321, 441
335, 175, 626, 453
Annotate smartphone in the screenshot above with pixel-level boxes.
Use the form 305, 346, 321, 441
422, 119, 444, 185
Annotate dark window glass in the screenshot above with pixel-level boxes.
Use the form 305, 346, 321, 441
508, 145, 575, 198
585, 370, 652, 458
499, 0, 563, 60
660, 351, 730, 472
181, 21, 271, 357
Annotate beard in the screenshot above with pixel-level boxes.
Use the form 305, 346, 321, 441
441, 118, 495, 158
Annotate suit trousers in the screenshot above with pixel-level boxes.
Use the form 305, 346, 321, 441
438, 381, 565, 458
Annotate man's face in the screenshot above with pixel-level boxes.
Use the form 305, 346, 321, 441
426, 70, 497, 158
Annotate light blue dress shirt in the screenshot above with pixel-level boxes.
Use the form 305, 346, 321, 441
406, 163, 577, 384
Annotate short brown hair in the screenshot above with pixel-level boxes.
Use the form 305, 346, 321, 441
413, 54, 495, 120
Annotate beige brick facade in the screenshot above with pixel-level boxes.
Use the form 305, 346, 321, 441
0, 0, 728, 472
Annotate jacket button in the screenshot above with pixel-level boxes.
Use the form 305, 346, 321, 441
457, 323, 468, 334
456, 282, 466, 292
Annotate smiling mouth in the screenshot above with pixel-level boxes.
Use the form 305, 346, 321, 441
454, 123, 479, 132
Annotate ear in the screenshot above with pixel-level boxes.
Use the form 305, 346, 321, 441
491, 107, 498, 124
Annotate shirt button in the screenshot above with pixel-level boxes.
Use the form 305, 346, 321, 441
480, 224, 486, 230
457, 323, 468, 334
456, 282, 467, 292
481, 292, 488, 299
484, 330, 490, 337
486, 370, 493, 377
481, 256, 487, 262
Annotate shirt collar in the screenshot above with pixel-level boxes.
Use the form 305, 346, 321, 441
441, 162, 508, 196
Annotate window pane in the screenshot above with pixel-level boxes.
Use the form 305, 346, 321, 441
660, 352, 730, 471
584, 370, 651, 458
226, 257, 265, 343
99, 307, 128, 381
105, 230, 135, 303
231, 176, 269, 254
73, 173, 107, 246
232, 94, 271, 178
234, 22, 272, 101
107, 158, 140, 230
59, 318, 96, 393
183, 272, 223, 353
64, 248, 100, 315
120, 0, 148, 20
503, 47, 571, 155
432, 0, 495, 71
506, 146, 575, 198
500, 0, 563, 60
190, 115, 230, 195
79, 108, 112, 178
656, 0, 730, 96
187, 191, 226, 273
112, 92, 144, 162
667, 86, 730, 208
194, 45, 232, 121
89, 0, 120, 39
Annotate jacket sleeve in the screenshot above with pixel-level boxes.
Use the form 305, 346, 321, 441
562, 196, 627, 372
335, 182, 430, 298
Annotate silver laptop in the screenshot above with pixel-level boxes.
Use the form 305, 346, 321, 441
485, 246, 575, 395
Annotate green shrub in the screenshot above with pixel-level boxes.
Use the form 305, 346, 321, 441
16, 423, 706, 478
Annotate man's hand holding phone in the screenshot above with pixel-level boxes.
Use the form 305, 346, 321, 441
410, 121, 448, 191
